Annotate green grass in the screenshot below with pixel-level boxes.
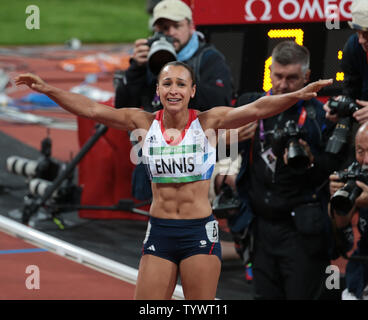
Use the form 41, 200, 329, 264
0, 0, 150, 45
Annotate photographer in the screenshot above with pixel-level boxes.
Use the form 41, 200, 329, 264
329, 122, 368, 300
323, 0, 368, 167
236, 41, 342, 299
115, 0, 233, 201
341, 0, 368, 104
115, 0, 232, 112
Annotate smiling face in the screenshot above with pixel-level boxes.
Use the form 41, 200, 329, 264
156, 64, 196, 114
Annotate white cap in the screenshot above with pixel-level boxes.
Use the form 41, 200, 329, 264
348, 0, 368, 31
151, 0, 192, 26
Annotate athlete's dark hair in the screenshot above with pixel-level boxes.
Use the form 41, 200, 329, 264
157, 61, 196, 86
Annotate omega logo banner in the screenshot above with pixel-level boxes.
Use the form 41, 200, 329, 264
192, 0, 352, 25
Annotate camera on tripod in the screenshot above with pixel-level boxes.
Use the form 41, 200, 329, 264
325, 96, 361, 154
6, 136, 60, 181
271, 120, 309, 171
330, 161, 368, 216
6, 134, 81, 224
147, 32, 176, 75
28, 174, 81, 205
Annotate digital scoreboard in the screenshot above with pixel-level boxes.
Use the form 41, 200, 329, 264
188, 0, 355, 96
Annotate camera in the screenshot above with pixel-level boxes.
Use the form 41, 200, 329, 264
330, 161, 368, 216
271, 120, 309, 171
6, 155, 60, 180
29, 178, 61, 198
28, 176, 81, 205
212, 184, 241, 219
6, 135, 60, 181
147, 32, 177, 75
325, 96, 360, 154
328, 96, 360, 117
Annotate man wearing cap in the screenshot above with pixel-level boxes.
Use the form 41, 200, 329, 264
340, 0, 368, 120
323, 0, 368, 169
115, 0, 232, 113
114, 0, 233, 201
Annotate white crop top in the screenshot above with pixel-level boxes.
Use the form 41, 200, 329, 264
142, 109, 216, 183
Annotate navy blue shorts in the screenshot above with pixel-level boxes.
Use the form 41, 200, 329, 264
142, 214, 222, 265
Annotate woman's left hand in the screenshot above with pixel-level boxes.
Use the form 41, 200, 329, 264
297, 79, 333, 100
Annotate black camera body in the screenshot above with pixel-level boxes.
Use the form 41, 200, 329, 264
330, 161, 368, 216
147, 32, 176, 75
271, 120, 309, 171
328, 96, 360, 117
325, 96, 360, 155
6, 136, 60, 181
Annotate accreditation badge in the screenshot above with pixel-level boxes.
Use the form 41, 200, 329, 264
261, 148, 277, 173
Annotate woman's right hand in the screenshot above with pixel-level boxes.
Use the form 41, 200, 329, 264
14, 73, 49, 93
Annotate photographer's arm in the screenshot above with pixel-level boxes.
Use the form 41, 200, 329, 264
115, 63, 148, 108
330, 205, 355, 229
328, 173, 357, 256
15, 73, 148, 131
355, 180, 368, 208
131, 38, 150, 66
340, 36, 363, 100
329, 201, 355, 256
322, 99, 339, 123
213, 79, 332, 129
329, 173, 355, 228
353, 100, 368, 124
306, 116, 347, 183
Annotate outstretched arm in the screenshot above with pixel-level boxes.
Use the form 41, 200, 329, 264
211, 79, 333, 129
15, 73, 149, 131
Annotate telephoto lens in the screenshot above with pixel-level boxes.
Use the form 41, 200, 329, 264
6, 155, 60, 181
330, 180, 362, 216
325, 96, 359, 155
6, 156, 38, 177
29, 178, 59, 198
330, 162, 368, 216
287, 141, 310, 171
147, 32, 176, 75
325, 117, 352, 154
